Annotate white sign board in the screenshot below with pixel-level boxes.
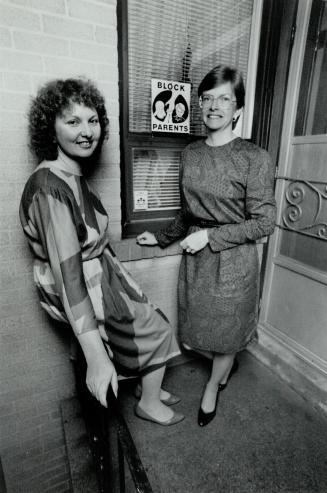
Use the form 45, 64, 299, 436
151, 78, 191, 134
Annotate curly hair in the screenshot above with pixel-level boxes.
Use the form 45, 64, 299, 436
28, 78, 109, 162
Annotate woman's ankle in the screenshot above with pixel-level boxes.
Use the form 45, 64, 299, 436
138, 398, 173, 418
206, 380, 219, 391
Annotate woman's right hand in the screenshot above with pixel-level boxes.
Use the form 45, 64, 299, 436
136, 231, 158, 246
86, 357, 118, 408
77, 330, 118, 407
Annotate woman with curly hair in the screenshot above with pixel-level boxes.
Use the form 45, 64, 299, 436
19, 78, 184, 426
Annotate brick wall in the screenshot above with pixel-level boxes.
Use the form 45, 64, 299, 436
0, 1, 121, 491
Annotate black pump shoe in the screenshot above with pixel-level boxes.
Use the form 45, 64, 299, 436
198, 390, 220, 427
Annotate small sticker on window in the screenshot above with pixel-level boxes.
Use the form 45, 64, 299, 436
134, 190, 148, 210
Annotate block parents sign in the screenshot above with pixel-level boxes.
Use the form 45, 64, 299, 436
151, 78, 191, 133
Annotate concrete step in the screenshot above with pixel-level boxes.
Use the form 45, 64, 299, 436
61, 397, 98, 493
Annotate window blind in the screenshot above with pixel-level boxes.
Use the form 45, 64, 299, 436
128, 0, 254, 135
133, 148, 181, 211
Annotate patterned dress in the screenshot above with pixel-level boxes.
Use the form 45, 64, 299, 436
19, 152, 180, 376
155, 138, 276, 354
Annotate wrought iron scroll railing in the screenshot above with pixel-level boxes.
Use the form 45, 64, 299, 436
276, 176, 327, 240
73, 357, 153, 493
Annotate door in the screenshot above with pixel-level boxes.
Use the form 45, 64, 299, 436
260, 0, 327, 375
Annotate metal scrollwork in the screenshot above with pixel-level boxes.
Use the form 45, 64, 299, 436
279, 177, 327, 240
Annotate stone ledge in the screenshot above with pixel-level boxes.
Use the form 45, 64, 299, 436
110, 238, 182, 262
61, 397, 98, 493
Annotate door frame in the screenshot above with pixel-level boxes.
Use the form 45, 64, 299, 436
253, 0, 327, 410
252, 0, 299, 293
260, 0, 312, 324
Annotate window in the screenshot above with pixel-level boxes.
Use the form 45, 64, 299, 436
118, 0, 262, 237
295, 0, 327, 136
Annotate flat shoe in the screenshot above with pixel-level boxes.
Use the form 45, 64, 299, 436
134, 384, 181, 406
134, 404, 185, 426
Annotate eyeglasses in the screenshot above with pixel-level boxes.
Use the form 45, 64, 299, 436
200, 94, 236, 110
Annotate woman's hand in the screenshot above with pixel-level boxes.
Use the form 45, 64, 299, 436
86, 357, 118, 408
180, 230, 209, 254
77, 330, 118, 407
136, 231, 158, 246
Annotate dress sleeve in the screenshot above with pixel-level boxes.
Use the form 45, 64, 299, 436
208, 149, 277, 252
32, 187, 98, 336
154, 209, 191, 247
154, 149, 192, 247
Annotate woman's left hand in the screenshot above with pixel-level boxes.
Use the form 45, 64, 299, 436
180, 230, 209, 254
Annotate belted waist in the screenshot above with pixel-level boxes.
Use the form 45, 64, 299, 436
190, 217, 219, 228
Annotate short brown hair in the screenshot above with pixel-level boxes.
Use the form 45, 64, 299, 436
198, 65, 245, 109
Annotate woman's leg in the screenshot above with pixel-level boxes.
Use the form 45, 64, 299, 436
138, 365, 175, 421
200, 353, 235, 412
220, 355, 237, 385
193, 348, 214, 360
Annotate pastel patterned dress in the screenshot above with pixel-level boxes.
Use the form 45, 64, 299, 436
155, 138, 276, 354
19, 153, 180, 376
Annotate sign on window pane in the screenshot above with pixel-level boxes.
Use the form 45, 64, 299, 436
151, 78, 190, 133
134, 190, 148, 210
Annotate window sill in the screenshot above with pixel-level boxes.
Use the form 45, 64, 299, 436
110, 237, 183, 262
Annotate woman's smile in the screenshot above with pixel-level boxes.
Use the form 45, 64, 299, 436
55, 102, 101, 159
76, 140, 93, 148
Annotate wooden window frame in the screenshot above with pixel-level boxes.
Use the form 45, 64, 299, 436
118, 0, 194, 238
117, 0, 263, 238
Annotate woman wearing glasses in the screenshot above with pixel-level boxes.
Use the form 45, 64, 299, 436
137, 65, 276, 426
